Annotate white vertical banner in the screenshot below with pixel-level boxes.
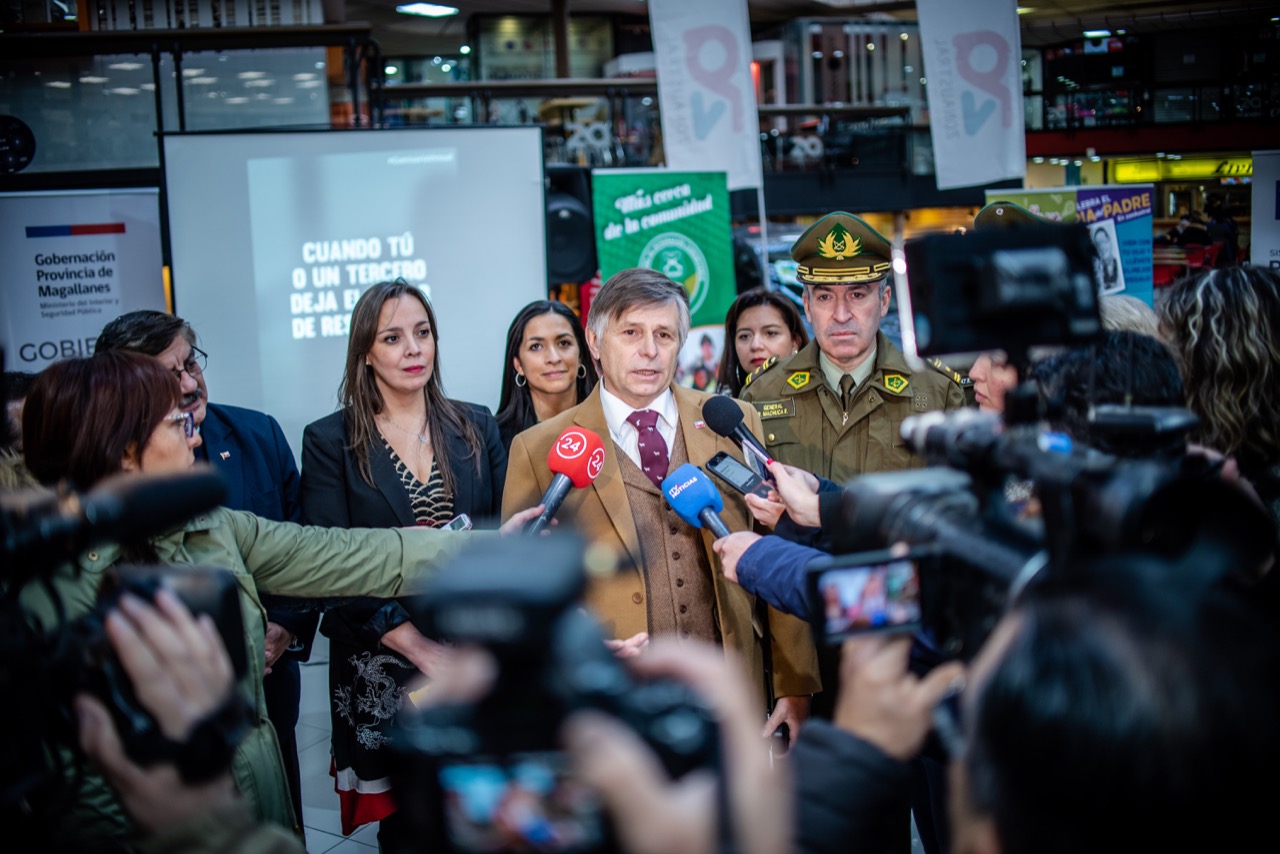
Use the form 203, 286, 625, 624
0, 189, 165, 372
917, 0, 1026, 190
648, 0, 763, 191
1252, 150, 1280, 272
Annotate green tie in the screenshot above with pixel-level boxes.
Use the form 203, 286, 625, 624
839, 374, 855, 410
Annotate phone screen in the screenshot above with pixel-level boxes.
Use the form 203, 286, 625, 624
437, 752, 605, 853
814, 558, 922, 642
707, 452, 770, 498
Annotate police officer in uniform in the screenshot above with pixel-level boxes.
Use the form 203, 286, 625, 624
740, 212, 965, 484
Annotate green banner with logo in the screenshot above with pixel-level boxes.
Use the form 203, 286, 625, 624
591, 169, 735, 327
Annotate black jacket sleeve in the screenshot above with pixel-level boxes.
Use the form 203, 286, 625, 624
792, 719, 915, 854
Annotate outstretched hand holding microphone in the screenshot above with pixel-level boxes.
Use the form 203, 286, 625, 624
524, 426, 607, 535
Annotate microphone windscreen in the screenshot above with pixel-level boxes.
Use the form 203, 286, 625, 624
702, 395, 746, 438
661, 463, 725, 529
546, 427, 607, 489
95, 468, 229, 540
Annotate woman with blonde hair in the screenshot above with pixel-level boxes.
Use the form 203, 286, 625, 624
1158, 266, 1280, 526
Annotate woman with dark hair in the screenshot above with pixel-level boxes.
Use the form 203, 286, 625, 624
717, 288, 808, 397
1158, 266, 1280, 527
18, 351, 534, 850
300, 279, 507, 842
495, 299, 598, 449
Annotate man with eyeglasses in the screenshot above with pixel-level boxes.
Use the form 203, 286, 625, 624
95, 309, 315, 836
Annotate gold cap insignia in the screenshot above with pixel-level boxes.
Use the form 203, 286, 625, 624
883, 373, 909, 394
786, 371, 811, 390
817, 223, 861, 261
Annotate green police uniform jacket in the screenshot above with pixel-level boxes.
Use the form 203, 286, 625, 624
19, 507, 476, 852
740, 333, 965, 484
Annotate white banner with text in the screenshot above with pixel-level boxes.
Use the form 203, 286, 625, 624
918, 0, 1026, 190
648, 0, 763, 191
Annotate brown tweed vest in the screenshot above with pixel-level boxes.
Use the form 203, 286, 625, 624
616, 428, 721, 644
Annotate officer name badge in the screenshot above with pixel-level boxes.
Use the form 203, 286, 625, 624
786, 371, 811, 390
754, 400, 796, 420
882, 373, 909, 394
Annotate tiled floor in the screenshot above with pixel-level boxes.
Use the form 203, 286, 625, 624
296, 634, 380, 854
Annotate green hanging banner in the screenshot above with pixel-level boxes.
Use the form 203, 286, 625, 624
591, 169, 735, 328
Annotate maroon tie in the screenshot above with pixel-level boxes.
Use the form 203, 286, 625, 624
627, 408, 670, 488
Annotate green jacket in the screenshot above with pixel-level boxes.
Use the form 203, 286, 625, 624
19, 506, 478, 851
740, 333, 966, 484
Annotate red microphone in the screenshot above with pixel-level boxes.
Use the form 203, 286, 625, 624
524, 427, 606, 535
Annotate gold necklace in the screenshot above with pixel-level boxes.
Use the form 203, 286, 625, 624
381, 414, 431, 446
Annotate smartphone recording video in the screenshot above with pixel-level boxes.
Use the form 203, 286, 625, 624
808, 551, 923, 643
438, 752, 605, 853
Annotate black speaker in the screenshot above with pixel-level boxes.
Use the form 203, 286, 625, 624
545, 164, 598, 286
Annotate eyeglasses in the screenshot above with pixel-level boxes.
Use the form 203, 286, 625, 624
165, 410, 197, 438
172, 346, 208, 380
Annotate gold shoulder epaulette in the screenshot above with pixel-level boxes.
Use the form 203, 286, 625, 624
742, 354, 780, 389
927, 356, 964, 385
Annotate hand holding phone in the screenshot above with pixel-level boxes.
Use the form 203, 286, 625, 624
706, 451, 774, 500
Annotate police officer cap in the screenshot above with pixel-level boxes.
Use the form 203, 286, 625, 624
790, 211, 892, 286
973, 200, 1058, 230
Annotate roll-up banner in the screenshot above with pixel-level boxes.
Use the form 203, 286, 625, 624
592, 168, 735, 392
0, 189, 165, 371
1252, 150, 1280, 271
984, 185, 1156, 306
918, 0, 1027, 190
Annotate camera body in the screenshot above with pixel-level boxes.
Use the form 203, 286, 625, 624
389, 534, 719, 854
56, 563, 251, 772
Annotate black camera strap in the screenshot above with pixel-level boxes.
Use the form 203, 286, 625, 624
169, 693, 253, 784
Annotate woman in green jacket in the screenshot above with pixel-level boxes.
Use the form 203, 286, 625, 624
18, 351, 538, 851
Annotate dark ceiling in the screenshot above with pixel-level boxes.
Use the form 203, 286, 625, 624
340, 0, 1277, 57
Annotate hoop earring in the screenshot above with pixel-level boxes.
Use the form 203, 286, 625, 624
515, 371, 527, 387
576, 363, 587, 379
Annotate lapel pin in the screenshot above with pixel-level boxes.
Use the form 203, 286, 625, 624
694, 420, 705, 429
220, 451, 231, 460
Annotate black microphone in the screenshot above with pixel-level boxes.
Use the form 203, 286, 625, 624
2, 468, 228, 562
702, 395, 773, 470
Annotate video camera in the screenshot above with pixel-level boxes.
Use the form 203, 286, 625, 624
805, 224, 1275, 660
389, 534, 720, 854
1, 471, 250, 830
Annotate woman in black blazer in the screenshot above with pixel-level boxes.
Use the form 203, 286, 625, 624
300, 280, 506, 844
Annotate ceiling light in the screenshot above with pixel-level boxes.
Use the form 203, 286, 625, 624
441, 64, 452, 72
141, 83, 155, 91
108, 62, 144, 71
833, 50, 844, 58
79, 76, 108, 84
182, 69, 206, 77
46, 80, 72, 88
396, 3, 459, 17
386, 66, 399, 75
274, 97, 295, 104
1017, 6, 1034, 14
1033, 157, 1044, 163
866, 43, 875, 51
244, 79, 274, 87
900, 33, 909, 41
189, 76, 217, 84
459, 45, 471, 55
1083, 29, 1111, 38
294, 73, 316, 81
1116, 29, 1127, 35
296, 80, 323, 89
238, 71, 266, 79
225, 96, 250, 104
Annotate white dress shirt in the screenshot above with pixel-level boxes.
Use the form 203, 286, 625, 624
599, 382, 679, 470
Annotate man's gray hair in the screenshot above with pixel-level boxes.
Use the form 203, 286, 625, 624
586, 268, 692, 346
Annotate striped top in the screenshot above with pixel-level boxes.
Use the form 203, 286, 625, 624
385, 440, 454, 527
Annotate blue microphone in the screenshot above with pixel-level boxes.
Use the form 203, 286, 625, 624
661, 463, 732, 539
